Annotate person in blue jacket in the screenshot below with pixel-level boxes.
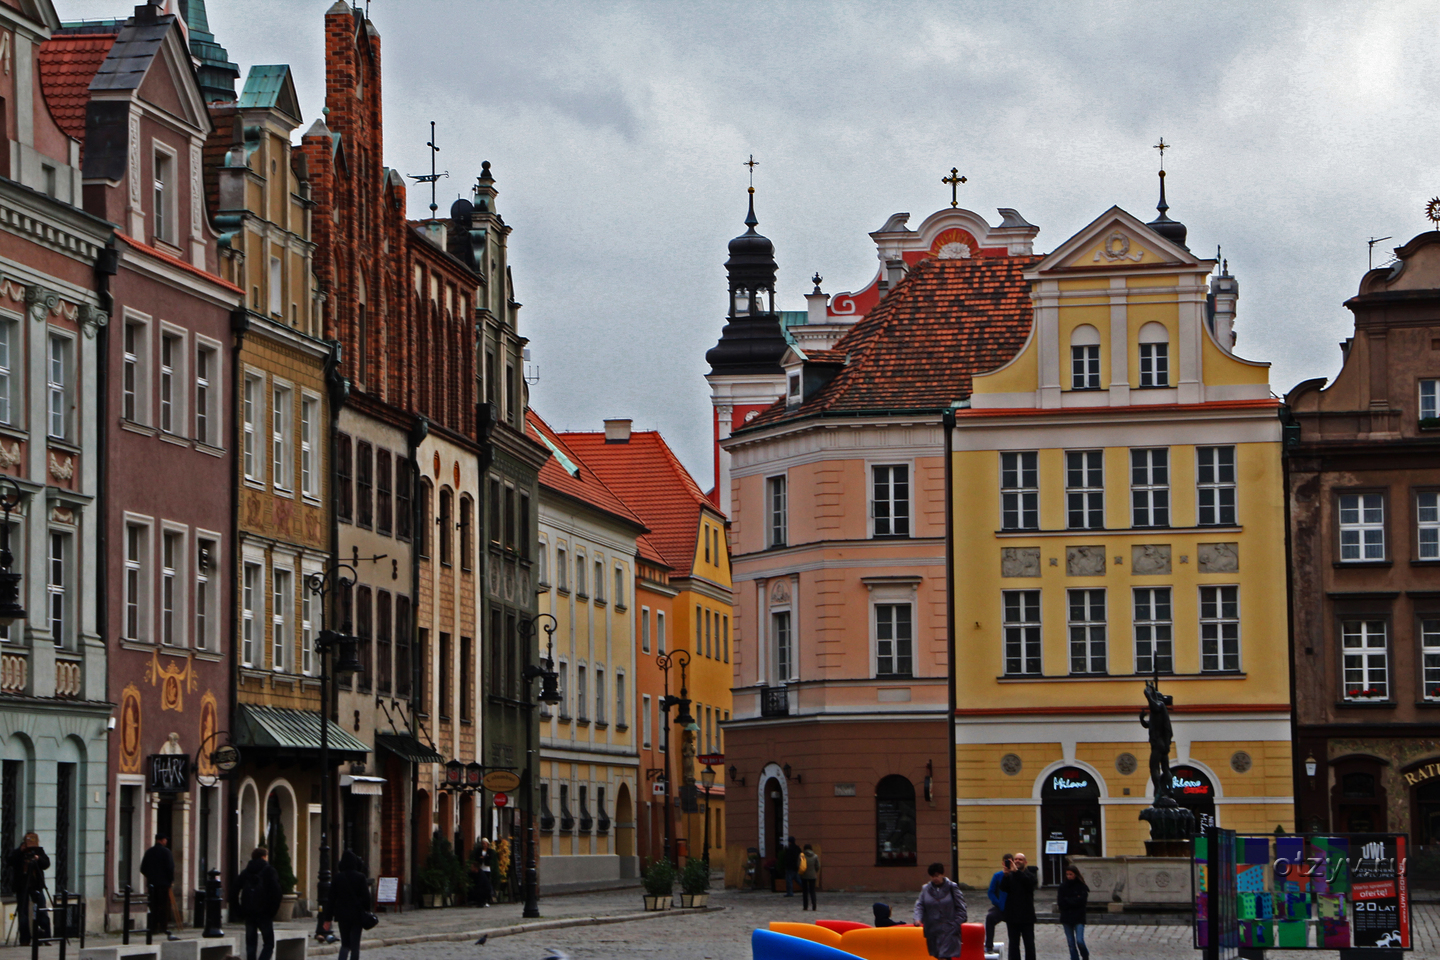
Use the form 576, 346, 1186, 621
985, 853, 1012, 955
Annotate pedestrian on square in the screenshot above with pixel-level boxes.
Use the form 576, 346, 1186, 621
998, 852, 1038, 960
913, 861, 967, 960
800, 844, 820, 910
139, 834, 179, 941
9, 832, 49, 946
985, 853, 1012, 955
238, 846, 281, 960
470, 838, 494, 907
327, 850, 372, 960
782, 837, 802, 897
1057, 863, 1091, 960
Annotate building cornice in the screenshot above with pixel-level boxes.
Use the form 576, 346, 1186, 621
0, 179, 113, 263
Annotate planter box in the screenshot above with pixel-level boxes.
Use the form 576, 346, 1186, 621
275, 895, 297, 922
680, 893, 708, 908
642, 895, 672, 911
422, 893, 440, 908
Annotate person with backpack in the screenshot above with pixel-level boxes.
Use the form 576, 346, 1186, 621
9, 833, 49, 946
799, 844, 820, 911
782, 837, 801, 897
139, 834, 179, 941
237, 846, 281, 960
326, 850, 372, 960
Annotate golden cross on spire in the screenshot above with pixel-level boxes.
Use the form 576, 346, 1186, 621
1154, 137, 1171, 172
942, 167, 967, 208
744, 154, 759, 191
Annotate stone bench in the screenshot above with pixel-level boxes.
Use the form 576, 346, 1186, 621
160, 937, 238, 960
273, 929, 308, 960
79, 945, 162, 960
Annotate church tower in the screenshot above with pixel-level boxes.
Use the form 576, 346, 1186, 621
705, 187, 789, 510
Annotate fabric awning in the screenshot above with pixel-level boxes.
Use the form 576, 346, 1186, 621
375, 733, 444, 764
234, 704, 370, 758
341, 775, 386, 796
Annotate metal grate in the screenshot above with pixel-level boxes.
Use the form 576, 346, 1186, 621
761, 686, 788, 718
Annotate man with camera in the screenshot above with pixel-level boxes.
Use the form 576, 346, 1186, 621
9, 832, 50, 946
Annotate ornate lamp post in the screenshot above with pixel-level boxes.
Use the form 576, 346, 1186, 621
655, 651, 692, 863
304, 563, 361, 940
0, 477, 26, 626
517, 613, 561, 918
700, 764, 715, 866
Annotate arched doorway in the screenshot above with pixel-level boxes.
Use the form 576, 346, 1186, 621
1331, 757, 1387, 833
615, 784, 635, 859
1168, 765, 1217, 832
1040, 766, 1101, 885
875, 775, 917, 866
764, 778, 784, 863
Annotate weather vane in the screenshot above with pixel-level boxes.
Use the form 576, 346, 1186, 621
408, 120, 449, 219
744, 154, 758, 192
942, 167, 967, 208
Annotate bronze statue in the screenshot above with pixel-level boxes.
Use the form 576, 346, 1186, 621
1139, 678, 1175, 801
1138, 677, 1194, 846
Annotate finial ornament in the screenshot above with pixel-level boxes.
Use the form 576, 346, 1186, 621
1427, 198, 1440, 224
408, 120, 449, 218
942, 167, 967, 208
744, 154, 759, 191
1154, 137, 1170, 171
811, 272, 823, 293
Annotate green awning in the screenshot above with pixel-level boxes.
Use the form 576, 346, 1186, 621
234, 704, 370, 758
375, 733, 444, 764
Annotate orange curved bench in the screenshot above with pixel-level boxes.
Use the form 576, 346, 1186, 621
838, 925, 931, 960
768, 922, 844, 948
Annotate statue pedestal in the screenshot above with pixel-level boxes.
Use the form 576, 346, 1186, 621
1143, 839, 1191, 857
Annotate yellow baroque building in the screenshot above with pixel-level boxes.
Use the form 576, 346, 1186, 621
948, 202, 1292, 887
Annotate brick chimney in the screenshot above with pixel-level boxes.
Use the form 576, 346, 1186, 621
604, 419, 632, 443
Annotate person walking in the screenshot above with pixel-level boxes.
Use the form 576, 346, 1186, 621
237, 846, 281, 960
999, 852, 1038, 960
327, 850, 372, 960
985, 853, 1012, 956
782, 837, 802, 897
469, 838, 493, 907
9, 833, 49, 946
1057, 863, 1090, 960
139, 834, 180, 941
913, 861, 967, 960
799, 844, 820, 910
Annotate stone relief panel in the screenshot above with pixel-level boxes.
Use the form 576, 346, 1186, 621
1001, 547, 1041, 578
1067, 546, 1106, 577
1198, 542, 1239, 573
1131, 544, 1172, 575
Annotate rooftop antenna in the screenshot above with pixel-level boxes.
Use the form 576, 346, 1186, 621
1367, 236, 1392, 271
408, 120, 449, 219
941, 167, 967, 208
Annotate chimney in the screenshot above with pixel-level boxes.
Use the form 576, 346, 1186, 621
604, 419, 632, 443
805, 272, 828, 326
885, 258, 907, 287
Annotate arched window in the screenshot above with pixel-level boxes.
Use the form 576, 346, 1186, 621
439, 488, 453, 565
459, 497, 473, 572
875, 775, 917, 866
419, 480, 433, 559
1138, 322, 1170, 388
1070, 325, 1101, 390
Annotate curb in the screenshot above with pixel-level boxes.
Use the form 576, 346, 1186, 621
309, 905, 725, 955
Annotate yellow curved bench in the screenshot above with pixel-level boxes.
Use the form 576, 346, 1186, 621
768, 922, 844, 948
839, 925, 931, 960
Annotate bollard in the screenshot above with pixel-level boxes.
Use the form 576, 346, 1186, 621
145, 884, 152, 947
122, 884, 131, 945
29, 899, 38, 960
203, 869, 224, 938
56, 889, 66, 960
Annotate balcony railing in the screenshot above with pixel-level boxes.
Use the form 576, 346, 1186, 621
761, 685, 789, 718
0, 652, 25, 694
55, 658, 82, 699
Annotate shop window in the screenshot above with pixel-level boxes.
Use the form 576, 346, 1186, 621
875, 775, 917, 866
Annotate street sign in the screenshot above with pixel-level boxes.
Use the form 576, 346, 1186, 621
148, 755, 190, 793
697, 753, 724, 766
482, 770, 521, 792
493, 792, 508, 808
376, 877, 398, 903
210, 745, 240, 772
652, 781, 666, 795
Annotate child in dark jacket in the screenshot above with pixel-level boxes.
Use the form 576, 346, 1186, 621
1057, 864, 1090, 960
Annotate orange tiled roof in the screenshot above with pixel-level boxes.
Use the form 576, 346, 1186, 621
38, 32, 118, 143
746, 254, 1042, 429
526, 410, 649, 534
557, 429, 717, 575
117, 234, 243, 294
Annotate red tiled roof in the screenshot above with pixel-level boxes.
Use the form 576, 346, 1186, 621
746, 255, 1042, 429
797, 348, 847, 364
38, 32, 118, 143
557, 430, 717, 575
117, 234, 244, 294
526, 410, 649, 533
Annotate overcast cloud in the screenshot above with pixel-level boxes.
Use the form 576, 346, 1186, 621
64, 1, 1440, 484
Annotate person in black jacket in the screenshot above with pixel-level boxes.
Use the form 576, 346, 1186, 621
139, 835, 179, 940
1057, 864, 1090, 960
998, 852, 1038, 960
237, 847, 282, 960
9, 833, 49, 946
327, 850, 372, 960
782, 837, 801, 897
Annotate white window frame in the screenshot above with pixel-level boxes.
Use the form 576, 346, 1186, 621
1130, 448, 1170, 528
123, 515, 153, 643
575, 550, 587, 597
641, 606, 651, 654
47, 332, 71, 441
1339, 493, 1386, 562
772, 610, 793, 682
656, 610, 666, 654
1065, 450, 1104, 530
557, 659, 570, 719
594, 666, 605, 723
158, 326, 186, 436
1341, 620, 1388, 701
1000, 451, 1038, 531
537, 538, 549, 588
767, 475, 787, 548
195, 338, 220, 447
269, 255, 283, 317
1421, 379, 1438, 421
874, 602, 913, 677
1422, 618, 1440, 701
1133, 587, 1173, 675
271, 561, 293, 673
272, 381, 293, 493
152, 142, 177, 246
241, 547, 265, 668
48, 528, 69, 648
243, 372, 265, 484
594, 556, 605, 603
160, 525, 185, 647
614, 564, 625, 608
122, 319, 143, 422
194, 531, 220, 653
301, 557, 323, 675
1199, 585, 1240, 673
577, 662, 588, 721
299, 394, 319, 498
642, 693, 652, 747
870, 463, 911, 538
556, 544, 568, 592
615, 670, 625, 727
1137, 323, 1170, 388
1419, 492, 1440, 560
1196, 446, 1236, 526
1003, 589, 1041, 677
1067, 588, 1107, 675
0, 316, 16, 426
1070, 324, 1101, 390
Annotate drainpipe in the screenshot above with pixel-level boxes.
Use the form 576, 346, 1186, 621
406, 414, 428, 904
226, 305, 250, 918
93, 241, 116, 922
943, 406, 958, 880
323, 341, 348, 894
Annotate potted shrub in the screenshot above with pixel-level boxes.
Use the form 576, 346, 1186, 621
641, 857, 675, 910
680, 857, 710, 908
270, 821, 299, 921
420, 833, 466, 907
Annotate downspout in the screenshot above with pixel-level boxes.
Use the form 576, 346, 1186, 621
323, 341, 348, 891
942, 406, 958, 880
93, 242, 117, 920
1280, 406, 1302, 833
226, 304, 250, 916
406, 413, 428, 904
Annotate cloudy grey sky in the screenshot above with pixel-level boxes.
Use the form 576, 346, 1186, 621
67, 1, 1440, 484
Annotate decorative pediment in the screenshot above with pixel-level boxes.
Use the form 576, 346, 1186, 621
1035, 206, 1203, 275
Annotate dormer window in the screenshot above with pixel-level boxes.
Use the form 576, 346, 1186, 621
1070, 324, 1101, 390
787, 373, 800, 401
152, 144, 176, 246
1138, 323, 1170, 388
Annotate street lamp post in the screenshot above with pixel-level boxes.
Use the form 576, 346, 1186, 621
304, 563, 361, 941
700, 765, 715, 866
655, 651, 692, 864
517, 613, 561, 919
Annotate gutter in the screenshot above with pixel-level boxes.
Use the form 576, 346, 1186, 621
942, 405, 958, 880
226, 303, 249, 915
